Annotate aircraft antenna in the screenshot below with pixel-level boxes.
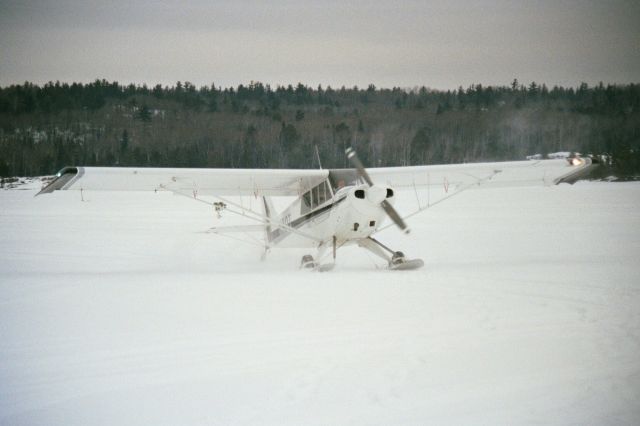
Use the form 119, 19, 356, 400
314, 145, 323, 170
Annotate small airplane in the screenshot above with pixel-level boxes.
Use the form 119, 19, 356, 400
37, 148, 594, 270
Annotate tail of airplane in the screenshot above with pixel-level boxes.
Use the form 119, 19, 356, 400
262, 196, 276, 246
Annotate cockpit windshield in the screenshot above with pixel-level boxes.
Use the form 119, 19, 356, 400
328, 169, 360, 192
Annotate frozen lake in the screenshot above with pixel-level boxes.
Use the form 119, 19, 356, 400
1, 180, 639, 425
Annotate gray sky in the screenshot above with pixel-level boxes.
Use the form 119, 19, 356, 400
1, 0, 639, 89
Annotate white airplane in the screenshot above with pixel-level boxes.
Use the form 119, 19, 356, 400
37, 148, 594, 271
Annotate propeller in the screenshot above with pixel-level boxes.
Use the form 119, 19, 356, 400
346, 147, 410, 234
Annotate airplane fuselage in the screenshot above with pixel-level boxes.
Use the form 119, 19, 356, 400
267, 183, 393, 249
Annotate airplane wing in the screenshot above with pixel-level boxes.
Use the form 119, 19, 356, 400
37, 166, 329, 196
357, 157, 596, 233
362, 158, 594, 189
38, 158, 594, 197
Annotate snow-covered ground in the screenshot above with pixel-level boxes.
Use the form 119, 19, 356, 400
1, 180, 639, 425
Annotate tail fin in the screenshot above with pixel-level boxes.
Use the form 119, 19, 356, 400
261, 196, 276, 246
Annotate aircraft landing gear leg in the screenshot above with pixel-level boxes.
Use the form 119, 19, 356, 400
333, 235, 337, 260
358, 237, 424, 270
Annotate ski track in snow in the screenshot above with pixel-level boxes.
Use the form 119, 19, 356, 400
1, 181, 640, 425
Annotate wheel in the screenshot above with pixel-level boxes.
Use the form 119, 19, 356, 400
391, 251, 406, 265
300, 254, 315, 269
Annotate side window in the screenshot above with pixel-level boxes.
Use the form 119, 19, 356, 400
301, 191, 312, 215
316, 181, 329, 205
300, 181, 332, 215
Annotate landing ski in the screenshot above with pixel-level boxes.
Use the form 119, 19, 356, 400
389, 259, 424, 270
316, 263, 335, 272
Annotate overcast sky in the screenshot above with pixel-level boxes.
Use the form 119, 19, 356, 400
1, 0, 638, 90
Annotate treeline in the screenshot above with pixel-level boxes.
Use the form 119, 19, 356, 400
1, 79, 639, 179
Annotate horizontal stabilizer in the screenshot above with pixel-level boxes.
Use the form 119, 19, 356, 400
207, 225, 266, 234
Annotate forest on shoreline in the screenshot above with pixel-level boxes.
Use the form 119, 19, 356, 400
1, 79, 639, 180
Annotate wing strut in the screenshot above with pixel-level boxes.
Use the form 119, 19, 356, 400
374, 169, 501, 233
166, 187, 324, 244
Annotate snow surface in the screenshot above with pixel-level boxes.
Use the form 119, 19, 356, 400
1, 181, 640, 425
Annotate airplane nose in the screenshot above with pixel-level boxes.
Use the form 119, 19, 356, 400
366, 185, 387, 204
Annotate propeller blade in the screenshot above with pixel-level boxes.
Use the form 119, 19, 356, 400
346, 147, 411, 234
345, 147, 374, 186
381, 200, 410, 234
